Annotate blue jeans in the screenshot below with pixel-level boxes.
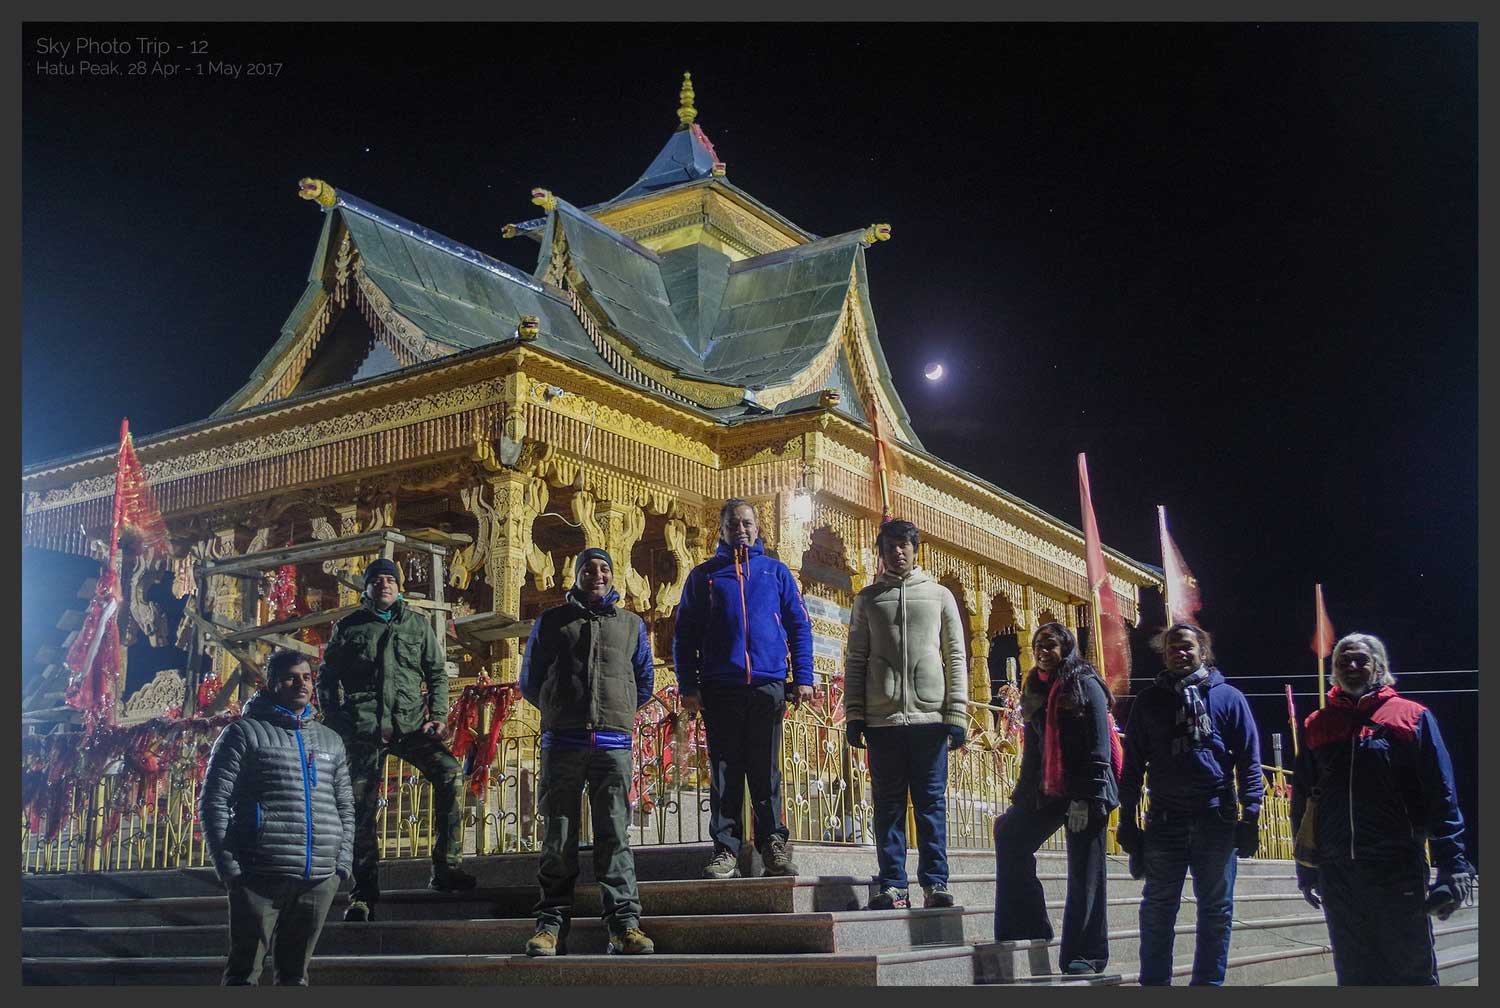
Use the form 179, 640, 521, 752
865, 723, 949, 890
1137, 805, 1239, 985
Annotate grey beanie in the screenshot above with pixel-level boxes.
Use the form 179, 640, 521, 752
574, 548, 613, 581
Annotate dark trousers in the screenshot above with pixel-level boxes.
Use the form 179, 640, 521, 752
865, 723, 950, 890
342, 728, 464, 904
1320, 852, 1438, 985
1137, 806, 1239, 985
993, 798, 1109, 972
701, 680, 789, 855
223, 873, 340, 985
533, 746, 642, 936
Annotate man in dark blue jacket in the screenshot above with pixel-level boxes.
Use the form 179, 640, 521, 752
1291, 633, 1473, 985
1116, 623, 1263, 986
673, 498, 814, 879
519, 548, 656, 957
200, 650, 355, 985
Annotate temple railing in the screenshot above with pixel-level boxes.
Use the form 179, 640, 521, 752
19, 676, 1299, 873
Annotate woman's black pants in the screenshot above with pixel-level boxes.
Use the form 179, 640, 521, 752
993, 799, 1109, 972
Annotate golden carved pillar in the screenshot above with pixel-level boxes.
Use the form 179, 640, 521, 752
776, 490, 812, 581
570, 491, 650, 612
483, 469, 541, 682
1020, 584, 1036, 638
207, 526, 243, 689
311, 505, 364, 607
969, 590, 992, 705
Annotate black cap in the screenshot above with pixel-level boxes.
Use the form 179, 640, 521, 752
362, 557, 401, 587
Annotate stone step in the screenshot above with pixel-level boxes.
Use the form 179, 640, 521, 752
19, 846, 1304, 901
19, 947, 992, 986
1265, 927, 1480, 986
1116, 917, 1479, 986
21, 871, 1310, 927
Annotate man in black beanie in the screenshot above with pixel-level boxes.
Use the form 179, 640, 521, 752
317, 556, 476, 922
519, 547, 656, 956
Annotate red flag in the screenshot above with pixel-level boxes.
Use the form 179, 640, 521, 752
1076, 453, 1132, 699
1157, 505, 1202, 627
112, 418, 168, 553
64, 419, 169, 736
1311, 583, 1335, 658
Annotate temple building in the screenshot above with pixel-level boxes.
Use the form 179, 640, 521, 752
21, 73, 1158, 741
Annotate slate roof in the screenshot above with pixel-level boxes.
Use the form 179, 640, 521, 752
220, 107, 921, 447
612, 124, 719, 203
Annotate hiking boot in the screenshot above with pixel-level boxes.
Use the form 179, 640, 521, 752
1065, 959, 1100, 975
923, 883, 956, 908
759, 835, 798, 877
525, 930, 559, 957
343, 899, 374, 922
429, 866, 478, 893
704, 848, 741, 879
867, 886, 910, 910
608, 927, 656, 955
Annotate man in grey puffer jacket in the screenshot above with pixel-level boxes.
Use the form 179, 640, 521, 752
200, 649, 355, 985
844, 520, 969, 910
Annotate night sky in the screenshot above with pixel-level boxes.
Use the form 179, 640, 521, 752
22, 23, 1477, 835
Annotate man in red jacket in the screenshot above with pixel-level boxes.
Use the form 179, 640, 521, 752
1291, 633, 1474, 985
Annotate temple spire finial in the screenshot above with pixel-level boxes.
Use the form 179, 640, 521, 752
677, 72, 698, 128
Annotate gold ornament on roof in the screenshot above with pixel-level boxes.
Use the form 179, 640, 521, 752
501, 224, 520, 239
297, 178, 338, 208
517, 315, 541, 340
862, 223, 892, 246
819, 389, 843, 408
531, 188, 558, 212
678, 72, 698, 127
711, 161, 727, 176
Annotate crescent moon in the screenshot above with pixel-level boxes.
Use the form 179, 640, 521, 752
924, 363, 944, 381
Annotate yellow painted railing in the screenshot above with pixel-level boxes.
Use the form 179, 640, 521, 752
20, 688, 1297, 873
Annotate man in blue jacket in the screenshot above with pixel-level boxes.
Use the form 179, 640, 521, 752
673, 498, 814, 879
1116, 623, 1263, 986
200, 649, 355, 985
1291, 633, 1474, 985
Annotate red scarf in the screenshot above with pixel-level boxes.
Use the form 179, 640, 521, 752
1037, 667, 1126, 799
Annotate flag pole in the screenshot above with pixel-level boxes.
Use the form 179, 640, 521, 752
1285, 683, 1300, 758
1092, 585, 1108, 682
1157, 505, 1172, 628
1315, 584, 1326, 709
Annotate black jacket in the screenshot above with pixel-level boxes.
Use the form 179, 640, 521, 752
519, 588, 654, 735
1013, 671, 1119, 812
199, 692, 355, 883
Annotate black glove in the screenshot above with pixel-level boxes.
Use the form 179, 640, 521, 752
1235, 814, 1260, 858
1115, 813, 1142, 857
1300, 884, 1322, 910
846, 720, 866, 749
1426, 871, 1475, 921
946, 724, 967, 750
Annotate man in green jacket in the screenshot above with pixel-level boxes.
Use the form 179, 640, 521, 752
317, 558, 476, 922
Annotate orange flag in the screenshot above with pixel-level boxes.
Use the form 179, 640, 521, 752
1077, 453, 1131, 699
1311, 583, 1335, 658
1157, 505, 1202, 627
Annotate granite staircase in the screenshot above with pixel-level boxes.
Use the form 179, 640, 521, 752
21, 843, 1478, 986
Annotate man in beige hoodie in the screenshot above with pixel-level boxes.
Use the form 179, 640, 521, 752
844, 519, 970, 910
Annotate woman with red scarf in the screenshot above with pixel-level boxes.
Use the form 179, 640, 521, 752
993, 622, 1122, 975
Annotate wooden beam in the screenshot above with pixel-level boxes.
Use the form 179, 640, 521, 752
219, 605, 361, 645
201, 529, 450, 580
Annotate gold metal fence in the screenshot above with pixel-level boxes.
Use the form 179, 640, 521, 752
20, 690, 1298, 873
